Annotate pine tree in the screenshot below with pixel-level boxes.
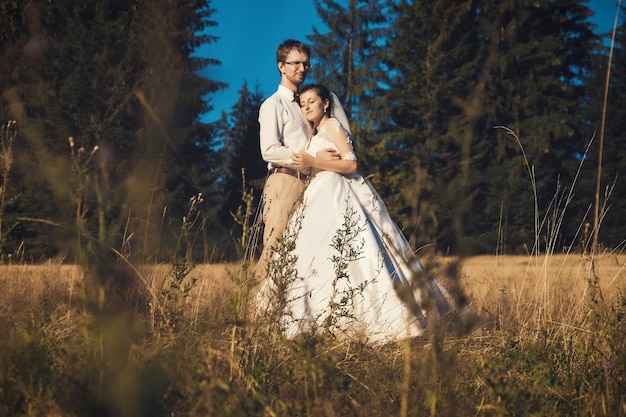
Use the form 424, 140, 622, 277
0, 0, 225, 261
307, 0, 390, 139
367, 0, 483, 252
476, 0, 596, 253
366, 0, 596, 254
218, 81, 266, 257
130, 0, 226, 261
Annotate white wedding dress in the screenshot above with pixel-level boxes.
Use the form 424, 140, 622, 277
257, 118, 456, 343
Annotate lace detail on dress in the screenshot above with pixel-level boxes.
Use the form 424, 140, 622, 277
315, 118, 356, 160
323, 117, 355, 148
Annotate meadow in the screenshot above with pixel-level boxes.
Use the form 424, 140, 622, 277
1, 252, 624, 416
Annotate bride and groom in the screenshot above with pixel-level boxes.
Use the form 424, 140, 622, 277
256, 39, 477, 343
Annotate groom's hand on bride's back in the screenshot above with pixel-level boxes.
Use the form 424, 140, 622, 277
316, 148, 340, 160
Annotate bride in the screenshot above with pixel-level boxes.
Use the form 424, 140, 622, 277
257, 84, 463, 343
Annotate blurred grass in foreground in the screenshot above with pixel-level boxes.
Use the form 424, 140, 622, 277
0, 254, 624, 416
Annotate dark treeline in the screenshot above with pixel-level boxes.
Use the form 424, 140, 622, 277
0, 0, 624, 263
0, 0, 227, 263
308, 0, 623, 256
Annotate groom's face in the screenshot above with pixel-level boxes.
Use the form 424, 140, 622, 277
278, 49, 311, 86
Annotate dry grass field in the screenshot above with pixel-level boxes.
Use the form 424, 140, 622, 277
1, 254, 625, 416
457, 252, 625, 315
5, 253, 623, 311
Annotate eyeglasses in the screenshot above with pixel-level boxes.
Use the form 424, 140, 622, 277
283, 61, 312, 70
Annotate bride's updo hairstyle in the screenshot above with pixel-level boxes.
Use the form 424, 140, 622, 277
300, 84, 332, 116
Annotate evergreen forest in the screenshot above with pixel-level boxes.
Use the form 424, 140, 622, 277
0, 0, 624, 262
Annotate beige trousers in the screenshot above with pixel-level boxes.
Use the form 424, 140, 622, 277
256, 172, 305, 280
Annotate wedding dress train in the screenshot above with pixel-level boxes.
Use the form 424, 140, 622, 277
257, 120, 459, 343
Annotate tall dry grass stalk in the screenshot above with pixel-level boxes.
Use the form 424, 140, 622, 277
0, 121, 17, 257
594, 0, 623, 256
494, 124, 608, 322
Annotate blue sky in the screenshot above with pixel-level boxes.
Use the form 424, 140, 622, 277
197, 0, 621, 123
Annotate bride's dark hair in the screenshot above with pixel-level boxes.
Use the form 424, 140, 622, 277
300, 84, 332, 115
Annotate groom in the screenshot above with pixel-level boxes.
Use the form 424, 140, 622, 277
256, 39, 350, 279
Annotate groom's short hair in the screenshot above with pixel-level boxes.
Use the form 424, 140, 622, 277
276, 39, 311, 63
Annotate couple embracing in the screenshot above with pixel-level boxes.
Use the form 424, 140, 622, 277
255, 39, 477, 343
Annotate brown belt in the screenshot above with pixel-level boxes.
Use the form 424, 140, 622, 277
271, 167, 309, 181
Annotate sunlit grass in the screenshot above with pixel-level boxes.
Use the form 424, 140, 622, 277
1, 253, 624, 416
